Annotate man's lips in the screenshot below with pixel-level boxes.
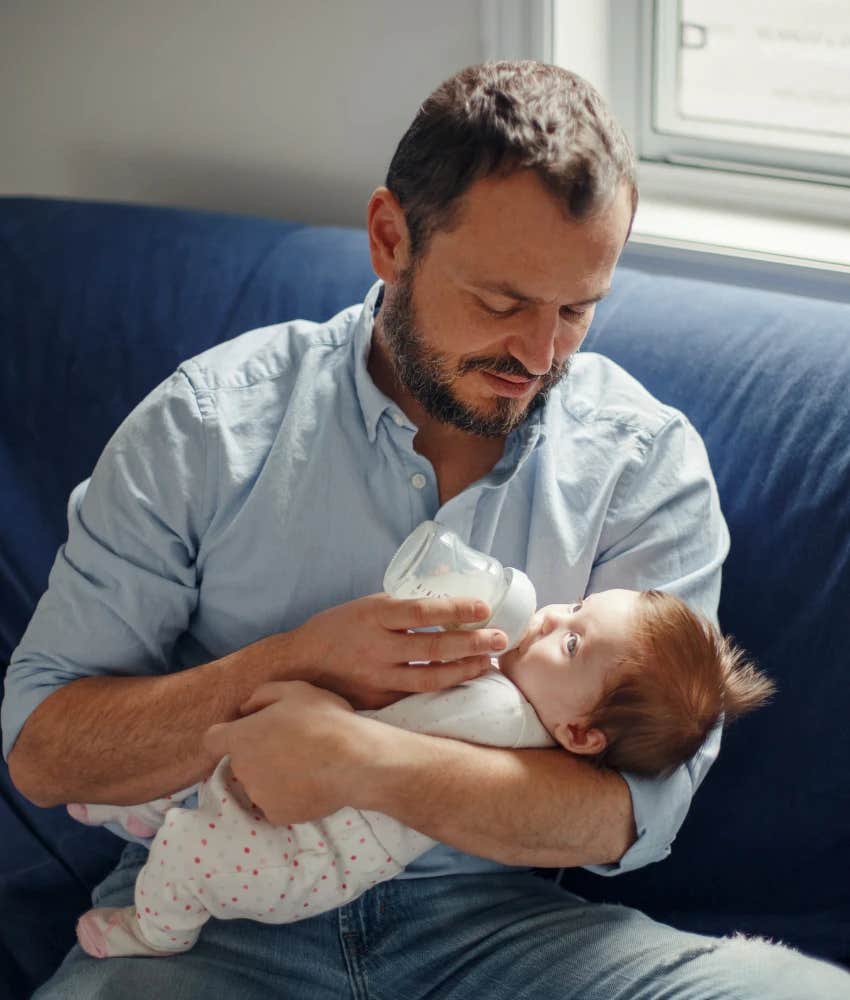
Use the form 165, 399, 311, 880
480, 371, 539, 398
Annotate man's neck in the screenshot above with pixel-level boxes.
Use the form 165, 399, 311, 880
367, 325, 506, 503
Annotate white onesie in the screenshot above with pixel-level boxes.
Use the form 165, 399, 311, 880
73, 669, 554, 957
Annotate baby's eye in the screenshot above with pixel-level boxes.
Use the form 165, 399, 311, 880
564, 633, 579, 656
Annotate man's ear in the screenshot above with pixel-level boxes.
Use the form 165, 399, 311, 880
552, 721, 608, 757
366, 186, 411, 284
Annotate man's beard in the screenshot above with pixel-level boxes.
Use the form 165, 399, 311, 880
377, 267, 572, 438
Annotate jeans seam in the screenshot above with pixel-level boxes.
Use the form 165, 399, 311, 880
338, 905, 370, 1000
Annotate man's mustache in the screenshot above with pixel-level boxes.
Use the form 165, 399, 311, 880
459, 355, 569, 382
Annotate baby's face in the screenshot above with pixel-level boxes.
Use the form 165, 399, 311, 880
499, 589, 641, 738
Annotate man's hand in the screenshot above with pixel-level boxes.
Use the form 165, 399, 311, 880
203, 680, 376, 825
286, 592, 507, 709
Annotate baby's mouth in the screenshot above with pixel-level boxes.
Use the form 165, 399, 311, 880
516, 613, 546, 656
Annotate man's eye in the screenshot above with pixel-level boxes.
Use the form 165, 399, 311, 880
560, 306, 587, 320
480, 299, 520, 318
564, 633, 579, 656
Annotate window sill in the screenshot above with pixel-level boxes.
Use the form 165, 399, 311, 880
632, 162, 850, 273
621, 162, 850, 302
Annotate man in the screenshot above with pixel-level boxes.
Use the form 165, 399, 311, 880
5, 61, 848, 997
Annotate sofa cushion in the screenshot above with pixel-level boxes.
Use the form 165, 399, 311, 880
1, 199, 847, 986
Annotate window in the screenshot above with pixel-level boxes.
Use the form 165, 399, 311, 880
488, 0, 850, 273
646, 0, 850, 185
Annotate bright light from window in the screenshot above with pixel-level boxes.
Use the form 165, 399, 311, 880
655, 0, 850, 161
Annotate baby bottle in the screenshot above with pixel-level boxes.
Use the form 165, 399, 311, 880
383, 520, 536, 652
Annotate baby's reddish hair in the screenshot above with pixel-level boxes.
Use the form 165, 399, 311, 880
587, 590, 774, 777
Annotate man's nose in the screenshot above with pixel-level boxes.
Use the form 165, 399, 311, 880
509, 309, 577, 377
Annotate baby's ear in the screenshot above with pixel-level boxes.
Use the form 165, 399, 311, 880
552, 722, 607, 757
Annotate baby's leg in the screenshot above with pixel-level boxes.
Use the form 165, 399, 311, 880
143, 758, 434, 924
76, 805, 212, 958
77, 756, 442, 956
185, 757, 437, 921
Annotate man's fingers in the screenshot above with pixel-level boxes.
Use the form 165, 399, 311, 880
380, 594, 492, 631
240, 681, 293, 716
203, 720, 231, 758
386, 655, 495, 694
406, 626, 507, 664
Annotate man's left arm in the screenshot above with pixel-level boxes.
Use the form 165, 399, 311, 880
205, 679, 636, 867
206, 410, 727, 870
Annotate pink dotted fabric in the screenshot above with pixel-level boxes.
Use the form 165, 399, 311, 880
132, 756, 434, 950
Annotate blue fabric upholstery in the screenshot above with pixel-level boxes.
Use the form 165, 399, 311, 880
563, 272, 850, 962
1, 197, 847, 995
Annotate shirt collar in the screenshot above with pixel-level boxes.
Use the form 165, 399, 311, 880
352, 281, 399, 443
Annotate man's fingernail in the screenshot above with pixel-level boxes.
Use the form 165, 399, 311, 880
491, 633, 508, 650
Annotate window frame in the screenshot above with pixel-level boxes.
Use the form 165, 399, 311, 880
638, 0, 850, 185
483, 0, 850, 273
607, 0, 850, 226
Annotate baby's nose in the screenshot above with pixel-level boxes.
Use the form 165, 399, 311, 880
538, 602, 582, 633
538, 608, 564, 635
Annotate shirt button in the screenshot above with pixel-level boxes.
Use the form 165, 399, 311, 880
410, 473, 427, 490
392, 412, 405, 427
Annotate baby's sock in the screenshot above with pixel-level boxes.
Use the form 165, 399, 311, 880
76, 906, 195, 959
66, 803, 159, 839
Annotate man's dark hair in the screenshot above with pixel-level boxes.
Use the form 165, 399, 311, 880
386, 60, 638, 260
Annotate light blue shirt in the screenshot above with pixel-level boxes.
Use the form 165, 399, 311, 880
2, 281, 729, 878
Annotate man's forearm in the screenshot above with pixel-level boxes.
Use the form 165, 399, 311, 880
357, 723, 636, 868
8, 632, 306, 809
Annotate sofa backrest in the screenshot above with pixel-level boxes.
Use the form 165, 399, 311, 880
1, 197, 848, 970
568, 267, 850, 964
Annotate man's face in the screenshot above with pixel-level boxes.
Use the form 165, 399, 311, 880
376, 170, 633, 438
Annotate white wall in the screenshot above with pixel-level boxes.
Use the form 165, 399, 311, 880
0, 1, 486, 227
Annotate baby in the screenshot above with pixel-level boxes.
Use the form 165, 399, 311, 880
71, 587, 774, 959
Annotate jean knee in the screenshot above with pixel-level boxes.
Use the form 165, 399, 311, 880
693, 932, 850, 1000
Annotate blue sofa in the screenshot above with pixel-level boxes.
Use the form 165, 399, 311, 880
1, 197, 848, 996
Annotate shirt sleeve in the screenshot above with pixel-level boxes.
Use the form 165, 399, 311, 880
2, 369, 213, 760
582, 410, 729, 876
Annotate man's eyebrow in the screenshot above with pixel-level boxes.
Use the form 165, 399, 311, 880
472, 280, 611, 307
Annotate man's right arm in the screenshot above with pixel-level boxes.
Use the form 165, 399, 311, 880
8, 595, 504, 808
3, 369, 503, 811
8, 631, 301, 808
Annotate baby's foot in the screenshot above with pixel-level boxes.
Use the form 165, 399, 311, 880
124, 814, 160, 839
67, 804, 158, 839
66, 803, 91, 824
76, 906, 192, 958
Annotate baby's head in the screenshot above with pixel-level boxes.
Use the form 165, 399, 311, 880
498, 588, 774, 776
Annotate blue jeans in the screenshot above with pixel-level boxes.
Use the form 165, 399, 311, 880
35, 843, 850, 999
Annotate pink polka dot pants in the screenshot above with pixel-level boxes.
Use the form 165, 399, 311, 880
104, 756, 435, 955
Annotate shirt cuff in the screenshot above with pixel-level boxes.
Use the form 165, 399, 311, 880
581, 765, 693, 877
